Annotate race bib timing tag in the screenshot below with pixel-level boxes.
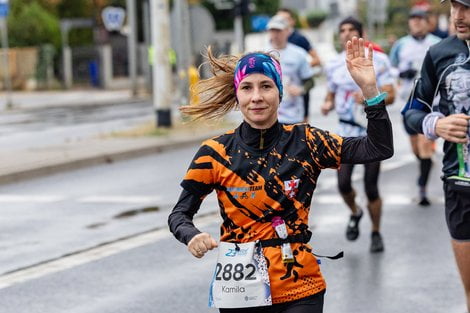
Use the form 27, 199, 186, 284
457, 141, 470, 178
208, 241, 272, 308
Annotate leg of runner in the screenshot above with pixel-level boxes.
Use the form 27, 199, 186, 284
406, 129, 431, 205
303, 93, 310, 123
416, 134, 435, 206
444, 181, 470, 311
364, 161, 384, 253
451, 240, 470, 312
338, 164, 363, 241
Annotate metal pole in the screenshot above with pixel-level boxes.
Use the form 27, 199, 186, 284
234, 0, 244, 53
142, 0, 152, 93
126, 0, 138, 96
174, 0, 191, 105
0, 18, 12, 109
150, 0, 172, 127
61, 23, 73, 89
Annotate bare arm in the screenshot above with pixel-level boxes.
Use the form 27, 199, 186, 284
309, 48, 322, 67
381, 84, 395, 105
321, 91, 335, 115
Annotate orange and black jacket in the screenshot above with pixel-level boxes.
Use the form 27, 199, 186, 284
168, 103, 393, 304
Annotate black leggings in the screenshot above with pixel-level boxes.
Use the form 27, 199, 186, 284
337, 162, 381, 201
219, 290, 325, 313
303, 93, 310, 118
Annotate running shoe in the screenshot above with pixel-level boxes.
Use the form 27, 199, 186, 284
370, 231, 384, 253
346, 209, 363, 241
418, 196, 431, 206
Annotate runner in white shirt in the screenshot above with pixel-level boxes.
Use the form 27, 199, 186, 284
389, 8, 441, 206
321, 17, 395, 253
390, 8, 441, 100
266, 15, 315, 124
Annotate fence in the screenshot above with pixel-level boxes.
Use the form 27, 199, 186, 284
0, 47, 38, 90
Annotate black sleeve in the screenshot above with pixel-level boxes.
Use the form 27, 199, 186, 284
404, 109, 428, 133
168, 189, 203, 245
341, 103, 394, 164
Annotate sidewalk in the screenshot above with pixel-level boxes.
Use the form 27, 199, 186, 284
0, 89, 147, 111
0, 88, 233, 185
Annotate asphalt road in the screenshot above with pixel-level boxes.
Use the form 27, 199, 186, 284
0, 85, 466, 312
0, 126, 466, 312
0, 155, 464, 313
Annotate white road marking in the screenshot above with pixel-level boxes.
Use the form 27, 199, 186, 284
314, 194, 444, 205
0, 195, 161, 204
0, 213, 217, 289
0, 195, 65, 203
78, 195, 161, 204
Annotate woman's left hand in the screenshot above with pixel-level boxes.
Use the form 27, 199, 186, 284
345, 37, 379, 99
188, 232, 218, 258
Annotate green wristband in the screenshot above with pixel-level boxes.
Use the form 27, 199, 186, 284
364, 92, 387, 106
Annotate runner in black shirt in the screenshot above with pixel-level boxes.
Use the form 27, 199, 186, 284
402, 1, 470, 310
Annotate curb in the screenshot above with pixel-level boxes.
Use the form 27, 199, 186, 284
0, 130, 222, 185
4, 97, 150, 114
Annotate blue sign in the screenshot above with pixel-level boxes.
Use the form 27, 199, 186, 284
251, 15, 270, 33
0, 0, 9, 18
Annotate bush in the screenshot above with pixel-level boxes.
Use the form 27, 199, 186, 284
8, 1, 61, 49
306, 10, 328, 28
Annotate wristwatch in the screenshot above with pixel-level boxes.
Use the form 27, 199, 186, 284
364, 92, 387, 106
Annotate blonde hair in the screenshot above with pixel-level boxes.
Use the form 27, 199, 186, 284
180, 47, 279, 121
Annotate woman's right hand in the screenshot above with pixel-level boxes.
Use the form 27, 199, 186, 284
345, 37, 379, 100
188, 232, 218, 258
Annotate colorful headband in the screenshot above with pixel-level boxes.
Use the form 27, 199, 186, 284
234, 53, 283, 100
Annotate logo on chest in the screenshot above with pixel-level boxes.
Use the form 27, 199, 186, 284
226, 185, 263, 200
284, 179, 300, 199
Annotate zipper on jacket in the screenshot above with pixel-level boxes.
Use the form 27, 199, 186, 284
259, 129, 266, 149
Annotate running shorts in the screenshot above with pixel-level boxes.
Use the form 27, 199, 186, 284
219, 290, 325, 313
444, 181, 470, 241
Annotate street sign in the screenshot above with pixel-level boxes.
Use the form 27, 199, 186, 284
101, 6, 126, 32
0, 0, 9, 18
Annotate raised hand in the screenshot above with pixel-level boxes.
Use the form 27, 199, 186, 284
346, 37, 379, 99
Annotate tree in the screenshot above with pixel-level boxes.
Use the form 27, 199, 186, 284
8, 1, 61, 48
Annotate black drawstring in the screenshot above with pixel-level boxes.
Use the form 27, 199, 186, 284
313, 251, 344, 260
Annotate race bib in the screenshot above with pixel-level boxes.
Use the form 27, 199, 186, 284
208, 241, 271, 308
